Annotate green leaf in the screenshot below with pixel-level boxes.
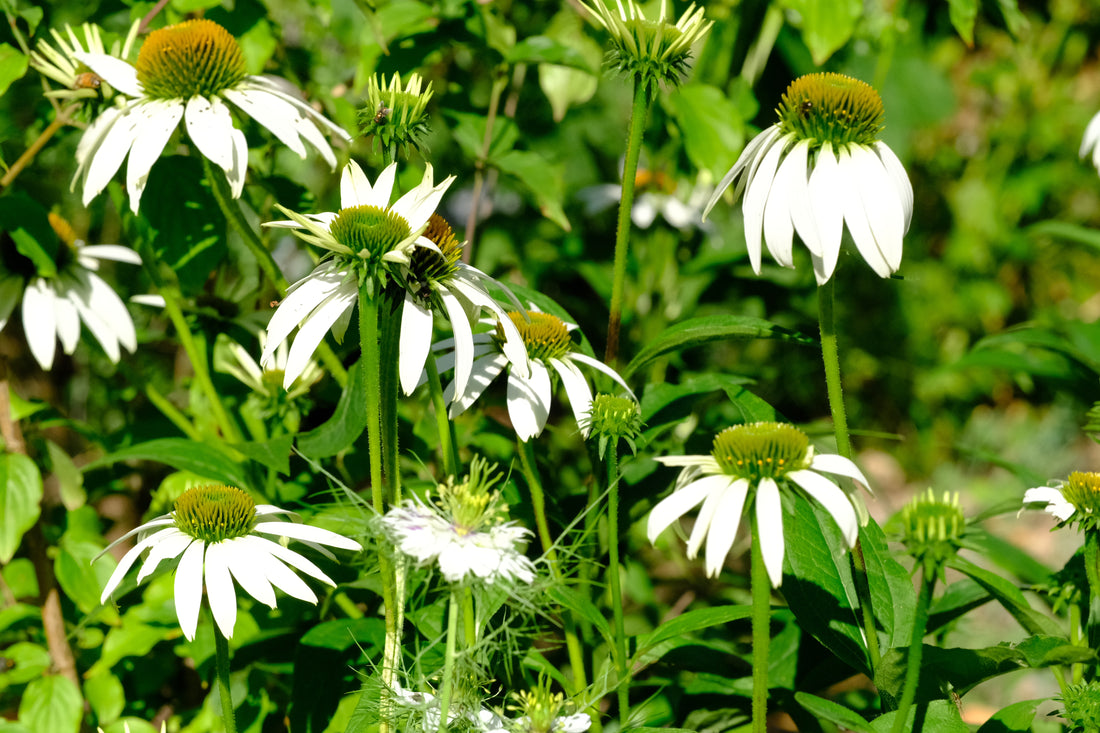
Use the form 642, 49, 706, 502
447, 111, 519, 163
54, 536, 116, 617
493, 150, 571, 231
780, 0, 862, 65
140, 157, 226, 295
640, 374, 754, 423
623, 315, 812, 378
782, 492, 868, 675
664, 83, 746, 179
46, 441, 84, 511
794, 691, 874, 733
506, 36, 594, 70
632, 605, 750, 668
0, 44, 28, 97
83, 673, 125, 727
860, 517, 915, 648
947, 556, 1061, 637
537, 9, 602, 122
548, 586, 613, 647
232, 434, 293, 476
298, 358, 367, 458
0, 642, 51, 685
7, 389, 46, 422
82, 438, 253, 492
724, 385, 781, 424
2, 558, 37, 599
87, 622, 170, 677
0, 194, 58, 277
0, 453, 42, 563
975, 699, 1044, 732
960, 526, 1052, 585
300, 618, 385, 652
18, 675, 82, 733
947, 0, 978, 44
869, 699, 968, 732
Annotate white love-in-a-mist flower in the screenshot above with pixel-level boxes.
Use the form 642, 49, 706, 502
96, 484, 360, 641
72, 18, 350, 212
433, 310, 634, 442
1023, 471, 1100, 529
647, 422, 870, 587
260, 161, 454, 388
380, 458, 536, 585
704, 72, 913, 284
0, 212, 139, 370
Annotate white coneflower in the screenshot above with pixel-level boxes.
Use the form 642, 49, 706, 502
704, 73, 913, 284
72, 18, 350, 212
647, 422, 870, 586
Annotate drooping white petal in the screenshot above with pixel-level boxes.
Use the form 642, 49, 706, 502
246, 534, 339, 584
223, 87, 307, 158
809, 454, 872, 491
1081, 111, 1100, 160
646, 474, 724, 542
438, 287, 475, 400
253, 520, 362, 552
782, 140, 823, 258
848, 144, 904, 274
282, 287, 357, 388
703, 125, 782, 219
294, 116, 337, 168
807, 143, 844, 284
23, 280, 58, 369
82, 271, 137, 353
262, 263, 348, 363
1023, 486, 1075, 523
99, 525, 179, 602
755, 478, 785, 588
568, 353, 636, 399
686, 479, 727, 560
81, 105, 144, 205
94, 515, 176, 561
185, 95, 235, 174
874, 142, 913, 233
549, 357, 594, 435
79, 245, 142, 266
741, 137, 786, 274
507, 360, 552, 441
835, 147, 892, 278
704, 480, 750, 578
173, 540, 207, 641
399, 291, 434, 395
203, 541, 240, 639
227, 127, 249, 198
73, 106, 122, 190
762, 148, 802, 268
53, 291, 81, 354
125, 99, 184, 213
219, 538, 277, 608
788, 470, 858, 547
447, 353, 508, 417
135, 529, 193, 582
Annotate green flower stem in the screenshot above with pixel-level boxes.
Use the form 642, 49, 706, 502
1085, 530, 1100, 651
516, 439, 594, 719
818, 278, 881, 672
200, 156, 348, 388
462, 586, 477, 648
158, 284, 243, 443
604, 78, 651, 365
213, 620, 238, 733
1069, 601, 1083, 686
145, 384, 201, 441
426, 353, 460, 478
438, 589, 460, 733
605, 446, 630, 724
891, 570, 934, 733
750, 515, 771, 733
358, 283, 400, 730
379, 288, 404, 505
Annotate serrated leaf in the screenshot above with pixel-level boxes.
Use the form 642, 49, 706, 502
794, 691, 874, 733
82, 438, 252, 492
623, 315, 811, 378
0, 453, 42, 563
298, 358, 367, 458
18, 675, 82, 733
493, 150, 571, 231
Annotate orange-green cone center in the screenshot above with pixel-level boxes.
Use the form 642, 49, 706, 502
173, 484, 256, 542
712, 422, 810, 481
407, 213, 463, 296
136, 19, 247, 100
776, 72, 884, 149
1063, 471, 1100, 517
501, 311, 573, 362
330, 204, 411, 262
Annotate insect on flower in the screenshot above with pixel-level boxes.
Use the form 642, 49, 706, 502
74, 71, 102, 89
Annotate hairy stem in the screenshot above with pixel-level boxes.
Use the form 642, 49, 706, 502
438, 590, 460, 733
213, 622, 238, 733
891, 570, 933, 733
750, 515, 771, 733
605, 447, 630, 724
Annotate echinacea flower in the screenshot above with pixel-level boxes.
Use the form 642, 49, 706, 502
436, 309, 635, 442
215, 331, 323, 401
379, 458, 536, 584
581, 170, 714, 232
0, 212, 139, 370
1082, 111, 1100, 176
703, 73, 913, 284
96, 483, 361, 641
260, 160, 456, 388
1023, 471, 1100, 529
647, 422, 870, 586
580, 0, 712, 92
72, 18, 350, 213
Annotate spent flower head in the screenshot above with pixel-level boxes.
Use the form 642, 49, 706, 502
648, 422, 870, 586
898, 489, 966, 578
96, 483, 361, 640
380, 458, 537, 584
704, 72, 913, 284
581, 0, 712, 93
72, 18, 350, 213
359, 72, 433, 157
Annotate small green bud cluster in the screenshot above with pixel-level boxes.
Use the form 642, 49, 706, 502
899, 489, 965, 577
582, 393, 642, 458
